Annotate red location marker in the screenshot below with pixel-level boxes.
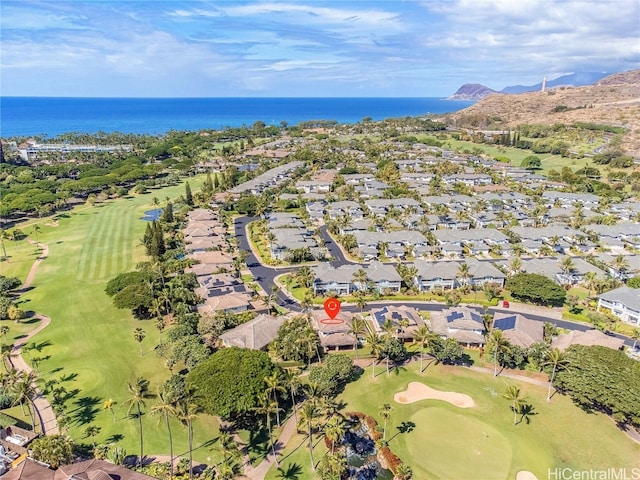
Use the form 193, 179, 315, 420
324, 298, 341, 320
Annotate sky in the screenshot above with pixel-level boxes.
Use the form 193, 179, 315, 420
1, 0, 638, 97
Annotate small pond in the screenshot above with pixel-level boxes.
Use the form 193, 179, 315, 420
140, 208, 162, 222
343, 416, 393, 480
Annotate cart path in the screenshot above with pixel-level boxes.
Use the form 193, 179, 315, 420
9, 240, 59, 435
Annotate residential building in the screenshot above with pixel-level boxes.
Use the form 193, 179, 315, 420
597, 286, 640, 326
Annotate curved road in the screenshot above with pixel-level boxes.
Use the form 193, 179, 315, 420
235, 216, 636, 348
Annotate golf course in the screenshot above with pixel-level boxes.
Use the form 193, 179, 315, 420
2, 176, 226, 462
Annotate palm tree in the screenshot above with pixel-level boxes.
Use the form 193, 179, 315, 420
84, 425, 101, 447
11, 370, 38, 431
255, 395, 281, 467
354, 291, 368, 313
456, 262, 472, 288
365, 332, 384, 378
124, 376, 150, 468
133, 328, 146, 356
583, 271, 598, 298
0, 229, 8, 260
177, 398, 201, 480
151, 389, 177, 479
488, 329, 510, 377
612, 254, 629, 279
395, 463, 414, 480
379, 403, 392, 440
103, 398, 117, 422
283, 369, 301, 424
31, 224, 41, 244
323, 416, 346, 455
502, 385, 524, 425
264, 371, 286, 427
413, 324, 430, 373
298, 401, 321, 471
559, 257, 575, 285
543, 348, 570, 402
348, 316, 368, 360
1, 344, 13, 373
352, 268, 369, 292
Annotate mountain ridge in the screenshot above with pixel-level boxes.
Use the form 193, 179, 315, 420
449, 72, 612, 101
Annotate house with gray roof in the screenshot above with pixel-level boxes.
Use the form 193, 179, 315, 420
492, 312, 544, 348
597, 286, 640, 326
219, 313, 286, 350
518, 256, 606, 286
552, 329, 625, 351
312, 261, 401, 295
310, 309, 356, 351
430, 306, 486, 346
369, 305, 425, 341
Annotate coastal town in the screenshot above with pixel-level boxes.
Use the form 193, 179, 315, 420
1, 99, 640, 480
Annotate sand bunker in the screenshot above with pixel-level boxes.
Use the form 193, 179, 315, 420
516, 472, 538, 480
394, 382, 475, 408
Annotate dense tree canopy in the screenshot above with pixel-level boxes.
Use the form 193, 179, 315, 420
554, 345, 640, 428
506, 273, 566, 307
309, 354, 360, 397
187, 347, 279, 420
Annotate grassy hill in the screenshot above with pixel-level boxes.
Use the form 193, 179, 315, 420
447, 70, 640, 157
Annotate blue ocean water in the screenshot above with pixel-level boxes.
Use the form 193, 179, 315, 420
0, 97, 474, 138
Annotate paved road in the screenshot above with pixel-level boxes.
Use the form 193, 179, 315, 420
234, 217, 636, 349
317, 225, 356, 267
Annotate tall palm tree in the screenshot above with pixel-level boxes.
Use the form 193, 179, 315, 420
283, 369, 301, 424
379, 403, 392, 440
31, 224, 41, 244
255, 395, 281, 467
543, 348, 570, 402
323, 416, 346, 455
612, 254, 629, 279
133, 328, 146, 356
1, 344, 13, 373
488, 329, 510, 377
365, 332, 384, 378
502, 385, 523, 425
348, 316, 368, 360
583, 271, 598, 298
559, 257, 575, 285
456, 262, 472, 288
177, 398, 201, 480
352, 268, 369, 292
151, 390, 177, 479
413, 325, 430, 373
0, 229, 8, 260
124, 376, 150, 468
264, 371, 286, 427
11, 370, 38, 431
103, 398, 117, 422
298, 401, 320, 472
354, 291, 368, 313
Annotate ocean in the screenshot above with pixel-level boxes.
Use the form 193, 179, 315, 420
0, 97, 474, 138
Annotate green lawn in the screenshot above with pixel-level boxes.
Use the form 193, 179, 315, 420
336, 362, 639, 480
1, 178, 230, 462
266, 360, 640, 479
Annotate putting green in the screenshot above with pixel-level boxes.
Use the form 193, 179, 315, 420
408, 407, 512, 480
